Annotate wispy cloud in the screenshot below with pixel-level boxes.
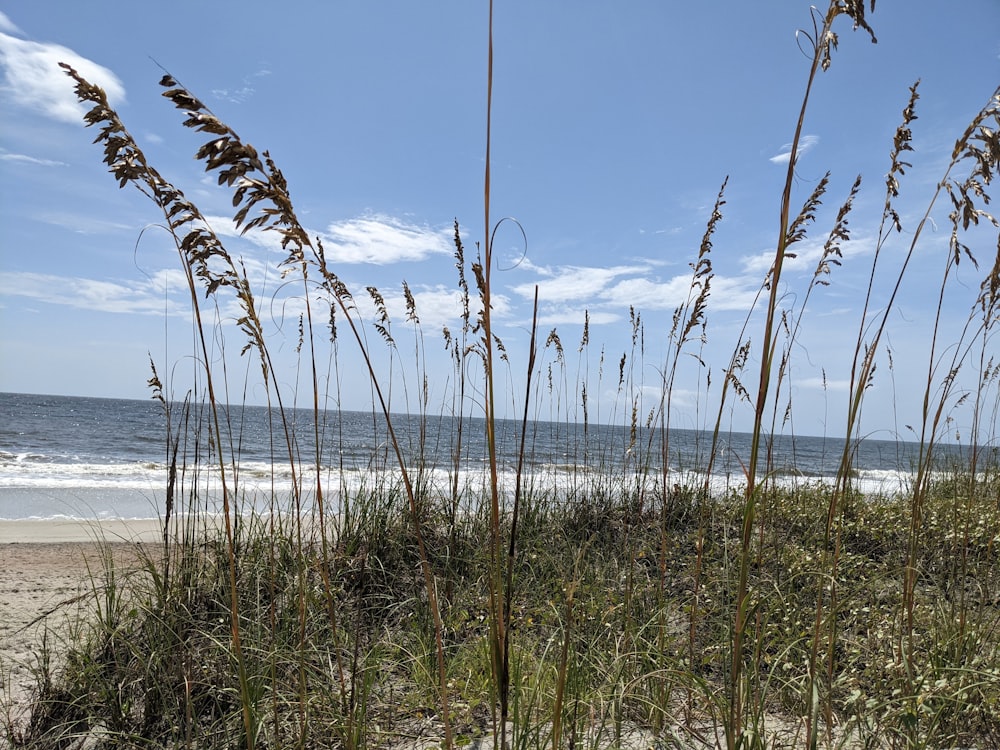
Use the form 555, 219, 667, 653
511, 261, 653, 303
602, 275, 705, 309
510, 260, 762, 317
211, 65, 272, 104
211, 86, 256, 104
321, 215, 454, 265
604, 274, 761, 313
0, 267, 265, 327
0, 271, 189, 316
0, 214, 477, 332
0, 25, 125, 123
202, 214, 286, 254
769, 134, 820, 164
32, 209, 136, 234
202, 213, 455, 267
352, 284, 511, 333
740, 235, 871, 277
796, 375, 850, 392
535, 307, 620, 327
0, 151, 67, 167
0, 12, 21, 35
382, 286, 468, 330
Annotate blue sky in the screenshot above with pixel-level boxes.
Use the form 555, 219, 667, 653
1, 2, 998, 440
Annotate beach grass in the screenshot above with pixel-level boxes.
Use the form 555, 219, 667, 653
5, 475, 1000, 748
4, 1, 1000, 747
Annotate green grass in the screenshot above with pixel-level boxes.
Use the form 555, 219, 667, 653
6, 475, 1000, 748
4, 1, 1000, 747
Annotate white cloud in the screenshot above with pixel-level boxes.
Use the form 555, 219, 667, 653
113, 210, 499, 331
202, 212, 455, 268
536, 308, 620, 327
708, 277, 765, 312
741, 237, 826, 276
0, 271, 188, 315
602, 274, 761, 313
0, 268, 264, 327
144, 268, 190, 294
210, 66, 271, 104
740, 235, 871, 278
0, 12, 22, 35
512, 260, 761, 316
769, 134, 820, 164
0, 151, 66, 167
321, 215, 453, 265
511, 262, 652, 303
0, 29, 124, 123
32, 209, 136, 234
602, 275, 703, 309
389, 286, 469, 330
211, 86, 256, 104
796, 375, 850, 392
350, 284, 512, 334
202, 214, 287, 254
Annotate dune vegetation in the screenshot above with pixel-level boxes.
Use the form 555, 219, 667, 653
4, 1, 1000, 748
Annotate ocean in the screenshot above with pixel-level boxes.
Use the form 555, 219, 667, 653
0, 391, 969, 521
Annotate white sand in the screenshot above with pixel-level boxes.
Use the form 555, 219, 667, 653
0, 519, 164, 729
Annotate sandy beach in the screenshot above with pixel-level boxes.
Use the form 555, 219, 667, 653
0, 520, 164, 729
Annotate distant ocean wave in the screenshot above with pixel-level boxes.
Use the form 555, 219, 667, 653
1, 392, 984, 521
0, 459, 921, 520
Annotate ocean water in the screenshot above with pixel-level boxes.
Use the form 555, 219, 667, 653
0, 391, 970, 521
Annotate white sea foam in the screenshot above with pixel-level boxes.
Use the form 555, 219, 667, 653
0, 456, 926, 517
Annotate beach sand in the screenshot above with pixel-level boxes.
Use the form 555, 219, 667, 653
0, 520, 164, 730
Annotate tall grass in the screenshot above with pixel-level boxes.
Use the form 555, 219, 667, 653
4, 2, 1000, 748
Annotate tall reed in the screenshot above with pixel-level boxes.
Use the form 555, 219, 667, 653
724, 3, 877, 745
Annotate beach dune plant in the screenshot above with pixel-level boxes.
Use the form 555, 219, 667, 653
4, 2, 1000, 749
51, 61, 458, 749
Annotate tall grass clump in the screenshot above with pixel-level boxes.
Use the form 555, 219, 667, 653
4, 1, 1000, 749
